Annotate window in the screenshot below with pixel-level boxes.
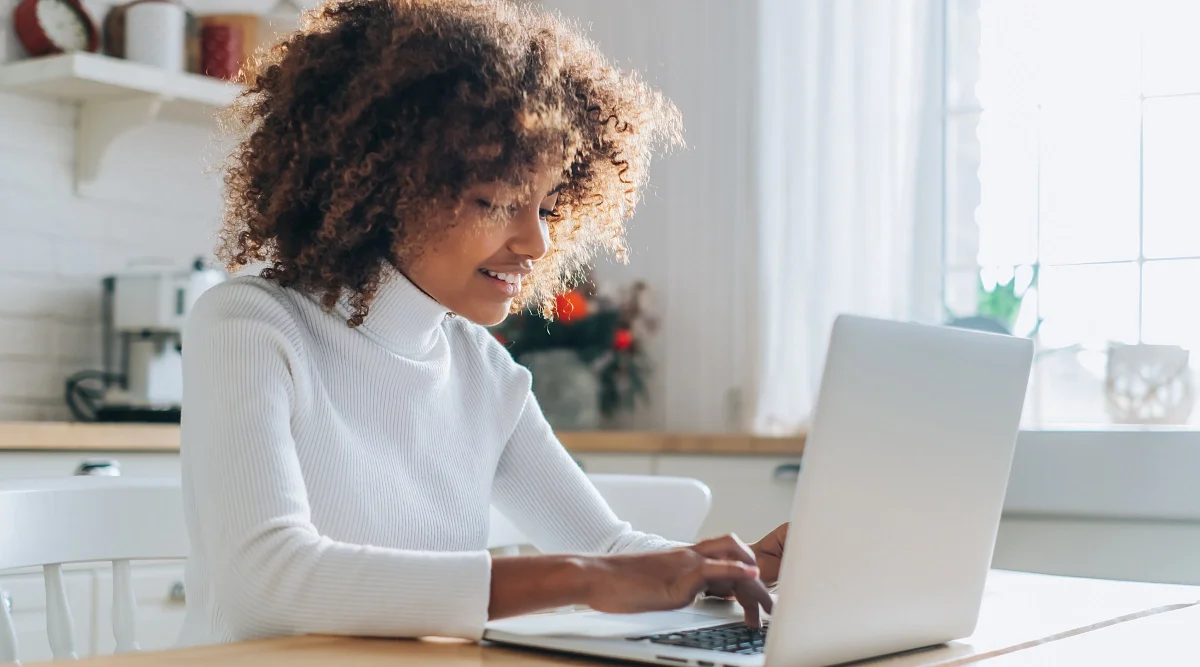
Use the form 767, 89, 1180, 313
944, 0, 1200, 427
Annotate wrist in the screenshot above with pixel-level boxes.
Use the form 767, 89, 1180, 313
559, 555, 601, 607
489, 553, 605, 620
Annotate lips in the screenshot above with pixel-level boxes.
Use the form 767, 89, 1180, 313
479, 268, 523, 288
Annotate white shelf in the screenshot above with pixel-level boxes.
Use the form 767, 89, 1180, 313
0, 53, 241, 193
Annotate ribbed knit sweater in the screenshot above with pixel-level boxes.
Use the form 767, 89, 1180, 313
177, 272, 674, 646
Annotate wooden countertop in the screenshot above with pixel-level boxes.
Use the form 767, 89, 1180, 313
0, 422, 805, 456
56, 572, 1200, 667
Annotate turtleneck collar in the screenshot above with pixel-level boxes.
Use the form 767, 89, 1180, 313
345, 268, 451, 357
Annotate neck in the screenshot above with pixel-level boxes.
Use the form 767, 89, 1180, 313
346, 268, 450, 356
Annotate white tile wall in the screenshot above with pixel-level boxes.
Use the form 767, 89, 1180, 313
0, 7, 224, 419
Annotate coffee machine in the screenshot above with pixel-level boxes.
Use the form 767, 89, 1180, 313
65, 259, 225, 422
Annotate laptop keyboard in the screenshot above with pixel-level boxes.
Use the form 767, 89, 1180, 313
631, 621, 769, 655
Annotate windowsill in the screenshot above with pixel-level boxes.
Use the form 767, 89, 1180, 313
1021, 424, 1200, 433
1006, 429, 1200, 521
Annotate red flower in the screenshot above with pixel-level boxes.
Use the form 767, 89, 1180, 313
555, 291, 589, 322
614, 328, 634, 352
493, 332, 507, 345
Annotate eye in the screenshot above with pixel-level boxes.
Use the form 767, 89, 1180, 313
538, 208, 555, 219
476, 198, 494, 209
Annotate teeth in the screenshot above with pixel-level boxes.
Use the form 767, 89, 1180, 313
483, 269, 520, 285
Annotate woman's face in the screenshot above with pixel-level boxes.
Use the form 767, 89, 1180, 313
403, 168, 561, 326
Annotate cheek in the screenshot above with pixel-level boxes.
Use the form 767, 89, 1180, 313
455, 223, 509, 264
414, 225, 506, 279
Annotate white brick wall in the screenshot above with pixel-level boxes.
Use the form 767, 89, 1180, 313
0, 0, 285, 421
0, 32, 223, 419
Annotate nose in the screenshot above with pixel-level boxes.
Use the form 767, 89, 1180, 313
508, 201, 550, 262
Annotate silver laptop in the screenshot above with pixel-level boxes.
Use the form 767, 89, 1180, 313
485, 315, 1034, 667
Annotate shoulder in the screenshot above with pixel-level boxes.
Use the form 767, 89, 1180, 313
185, 276, 307, 351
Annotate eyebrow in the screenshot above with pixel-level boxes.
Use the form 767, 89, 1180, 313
549, 183, 566, 196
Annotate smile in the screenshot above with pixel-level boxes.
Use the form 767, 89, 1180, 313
480, 268, 521, 286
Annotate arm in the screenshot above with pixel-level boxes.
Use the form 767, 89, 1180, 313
182, 288, 491, 641
490, 391, 681, 555
487, 391, 774, 626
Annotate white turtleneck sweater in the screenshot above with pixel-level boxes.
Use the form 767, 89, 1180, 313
177, 272, 675, 646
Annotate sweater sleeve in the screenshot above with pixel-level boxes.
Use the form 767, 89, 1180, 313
490, 391, 683, 555
181, 283, 491, 642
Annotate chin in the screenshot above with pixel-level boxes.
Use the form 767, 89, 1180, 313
461, 303, 512, 327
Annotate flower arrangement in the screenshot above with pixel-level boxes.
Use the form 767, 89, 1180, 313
493, 278, 657, 419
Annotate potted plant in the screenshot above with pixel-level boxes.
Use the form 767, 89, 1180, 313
493, 279, 656, 430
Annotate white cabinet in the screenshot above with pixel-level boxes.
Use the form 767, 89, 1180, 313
93, 563, 188, 654
529, 451, 802, 542
0, 568, 94, 662
0, 451, 181, 480
657, 455, 801, 541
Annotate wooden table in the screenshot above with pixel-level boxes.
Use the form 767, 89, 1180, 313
55, 571, 1198, 666
975, 603, 1200, 665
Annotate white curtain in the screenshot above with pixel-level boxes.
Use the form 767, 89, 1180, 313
752, 0, 946, 435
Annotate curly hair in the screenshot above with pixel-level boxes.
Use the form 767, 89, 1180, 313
219, 0, 682, 326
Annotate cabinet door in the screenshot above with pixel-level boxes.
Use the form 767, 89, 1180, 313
0, 569, 94, 662
656, 455, 801, 541
93, 563, 187, 655
0, 452, 181, 480
572, 453, 656, 475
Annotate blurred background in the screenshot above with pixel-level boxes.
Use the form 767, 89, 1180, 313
5, 0, 1199, 436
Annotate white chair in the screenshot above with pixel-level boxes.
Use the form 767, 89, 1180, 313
488, 474, 713, 551
0, 477, 189, 663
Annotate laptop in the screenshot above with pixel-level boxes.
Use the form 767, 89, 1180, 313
485, 315, 1034, 667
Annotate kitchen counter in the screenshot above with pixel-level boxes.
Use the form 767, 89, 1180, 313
0, 422, 805, 455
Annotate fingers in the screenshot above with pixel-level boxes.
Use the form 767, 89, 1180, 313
740, 578, 775, 616
695, 558, 774, 629
693, 534, 757, 567
732, 578, 775, 628
735, 586, 761, 628
697, 558, 758, 583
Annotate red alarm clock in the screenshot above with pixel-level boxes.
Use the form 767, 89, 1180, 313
13, 0, 101, 57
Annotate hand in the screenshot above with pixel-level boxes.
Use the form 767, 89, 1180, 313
749, 523, 789, 587
581, 537, 774, 626
691, 534, 776, 627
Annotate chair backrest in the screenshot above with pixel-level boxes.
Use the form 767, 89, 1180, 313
0, 477, 189, 663
488, 474, 712, 551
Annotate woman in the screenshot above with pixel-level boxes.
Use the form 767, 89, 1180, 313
179, 0, 788, 646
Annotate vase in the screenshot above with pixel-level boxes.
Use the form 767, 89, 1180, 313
522, 349, 601, 431
1105, 344, 1194, 425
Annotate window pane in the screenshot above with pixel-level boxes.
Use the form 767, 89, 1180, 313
946, 113, 981, 269
978, 0, 1040, 111
1035, 0, 1140, 103
947, 0, 982, 109
976, 0, 1137, 108
1143, 97, 1200, 259
976, 110, 1038, 266
1141, 0, 1200, 97
1038, 103, 1140, 264
1142, 260, 1200, 350
1038, 263, 1139, 349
